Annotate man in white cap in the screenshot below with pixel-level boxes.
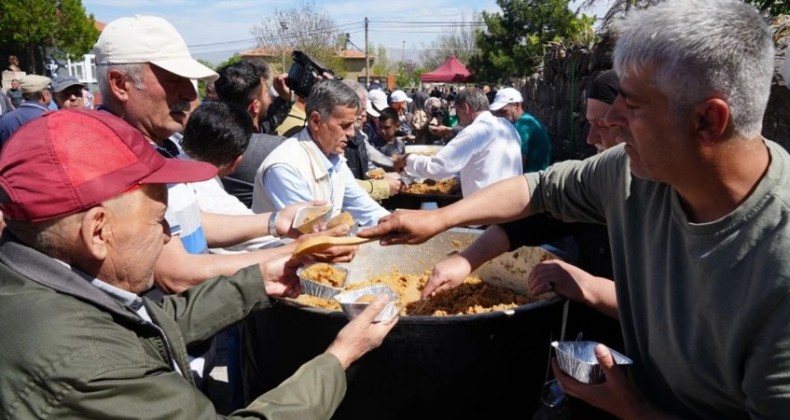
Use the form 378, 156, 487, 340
389, 89, 413, 137
364, 88, 389, 140
0, 74, 51, 146
490, 87, 552, 172
93, 15, 354, 391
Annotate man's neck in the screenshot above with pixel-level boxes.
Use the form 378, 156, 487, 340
100, 102, 166, 146
307, 127, 332, 158
677, 136, 770, 223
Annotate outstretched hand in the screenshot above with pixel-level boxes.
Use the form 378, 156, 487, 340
422, 253, 472, 298
259, 254, 302, 299
356, 209, 445, 246
326, 294, 399, 369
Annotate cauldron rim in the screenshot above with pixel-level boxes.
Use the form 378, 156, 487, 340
276, 295, 565, 324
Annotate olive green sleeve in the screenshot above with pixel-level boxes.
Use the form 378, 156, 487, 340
355, 179, 391, 201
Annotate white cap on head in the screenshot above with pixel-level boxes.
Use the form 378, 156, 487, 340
19, 75, 51, 94
390, 89, 412, 103
368, 89, 389, 112
93, 15, 218, 82
365, 98, 380, 117
489, 87, 523, 111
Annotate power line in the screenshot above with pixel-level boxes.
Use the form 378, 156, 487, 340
186, 17, 483, 54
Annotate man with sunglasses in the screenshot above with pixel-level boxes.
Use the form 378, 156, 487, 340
51, 75, 86, 110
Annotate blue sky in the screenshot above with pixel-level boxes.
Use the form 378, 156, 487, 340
83, 0, 605, 66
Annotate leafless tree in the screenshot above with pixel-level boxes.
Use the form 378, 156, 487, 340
418, 11, 482, 69
250, 1, 346, 74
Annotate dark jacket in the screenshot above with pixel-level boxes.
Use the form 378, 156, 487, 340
345, 129, 371, 180
223, 132, 286, 208
0, 234, 345, 419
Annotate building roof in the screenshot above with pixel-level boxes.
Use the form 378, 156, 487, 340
239, 47, 282, 58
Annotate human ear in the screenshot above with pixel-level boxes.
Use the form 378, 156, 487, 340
107, 68, 132, 102
249, 99, 261, 117
308, 110, 322, 128
80, 207, 110, 260
695, 98, 729, 146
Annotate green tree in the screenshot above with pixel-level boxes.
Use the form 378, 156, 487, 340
216, 53, 242, 71
582, 0, 788, 31
469, 0, 595, 83
419, 12, 482, 71
752, 0, 790, 16
195, 59, 215, 99
0, 0, 99, 74
250, 0, 347, 76
371, 44, 390, 78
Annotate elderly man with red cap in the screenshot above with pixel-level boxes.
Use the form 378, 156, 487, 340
0, 110, 396, 418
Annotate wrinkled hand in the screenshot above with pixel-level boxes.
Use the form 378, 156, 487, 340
383, 172, 404, 196
553, 344, 651, 419
259, 254, 302, 299
393, 153, 409, 173
272, 73, 292, 102
527, 259, 590, 302
356, 209, 445, 246
277, 200, 330, 238
422, 253, 471, 298
326, 294, 399, 369
296, 225, 358, 263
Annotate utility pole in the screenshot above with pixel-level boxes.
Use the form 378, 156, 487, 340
280, 20, 288, 73
402, 40, 405, 64
365, 17, 369, 88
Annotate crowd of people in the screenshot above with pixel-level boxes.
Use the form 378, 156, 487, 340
0, 0, 788, 418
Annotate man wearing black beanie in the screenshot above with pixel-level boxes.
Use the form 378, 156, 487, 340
585, 69, 620, 153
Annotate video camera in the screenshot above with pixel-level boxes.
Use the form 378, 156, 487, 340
431, 108, 447, 120
286, 51, 339, 99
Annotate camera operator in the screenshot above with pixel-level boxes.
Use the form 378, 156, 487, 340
275, 51, 338, 138
413, 97, 446, 145
214, 59, 294, 136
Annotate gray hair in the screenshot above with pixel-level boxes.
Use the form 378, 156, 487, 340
306, 79, 360, 120
96, 63, 147, 98
614, 0, 772, 137
454, 88, 489, 113
341, 79, 366, 108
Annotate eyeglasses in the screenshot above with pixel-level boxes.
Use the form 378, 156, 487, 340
59, 87, 84, 99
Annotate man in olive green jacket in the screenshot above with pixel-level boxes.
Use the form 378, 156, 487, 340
0, 110, 396, 419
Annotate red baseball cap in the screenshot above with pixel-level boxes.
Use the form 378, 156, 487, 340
0, 109, 217, 222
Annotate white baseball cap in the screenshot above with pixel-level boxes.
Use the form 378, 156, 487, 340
94, 15, 218, 82
365, 98, 380, 118
368, 89, 389, 112
490, 87, 523, 111
390, 89, 412, 103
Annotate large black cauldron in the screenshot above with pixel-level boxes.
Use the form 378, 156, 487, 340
241, 229, 565, 419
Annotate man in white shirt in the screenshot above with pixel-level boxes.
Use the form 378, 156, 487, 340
395, 87, 522, 196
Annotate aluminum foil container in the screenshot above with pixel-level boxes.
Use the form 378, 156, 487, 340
551, 341, 633, 384
297, 264, 348, 299
293, 205, 333, 234
334, 285, 399, 322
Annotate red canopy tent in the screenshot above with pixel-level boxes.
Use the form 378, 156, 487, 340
420, 55, 474, 83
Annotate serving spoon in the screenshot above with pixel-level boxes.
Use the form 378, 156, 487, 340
293, 235, 380, 257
